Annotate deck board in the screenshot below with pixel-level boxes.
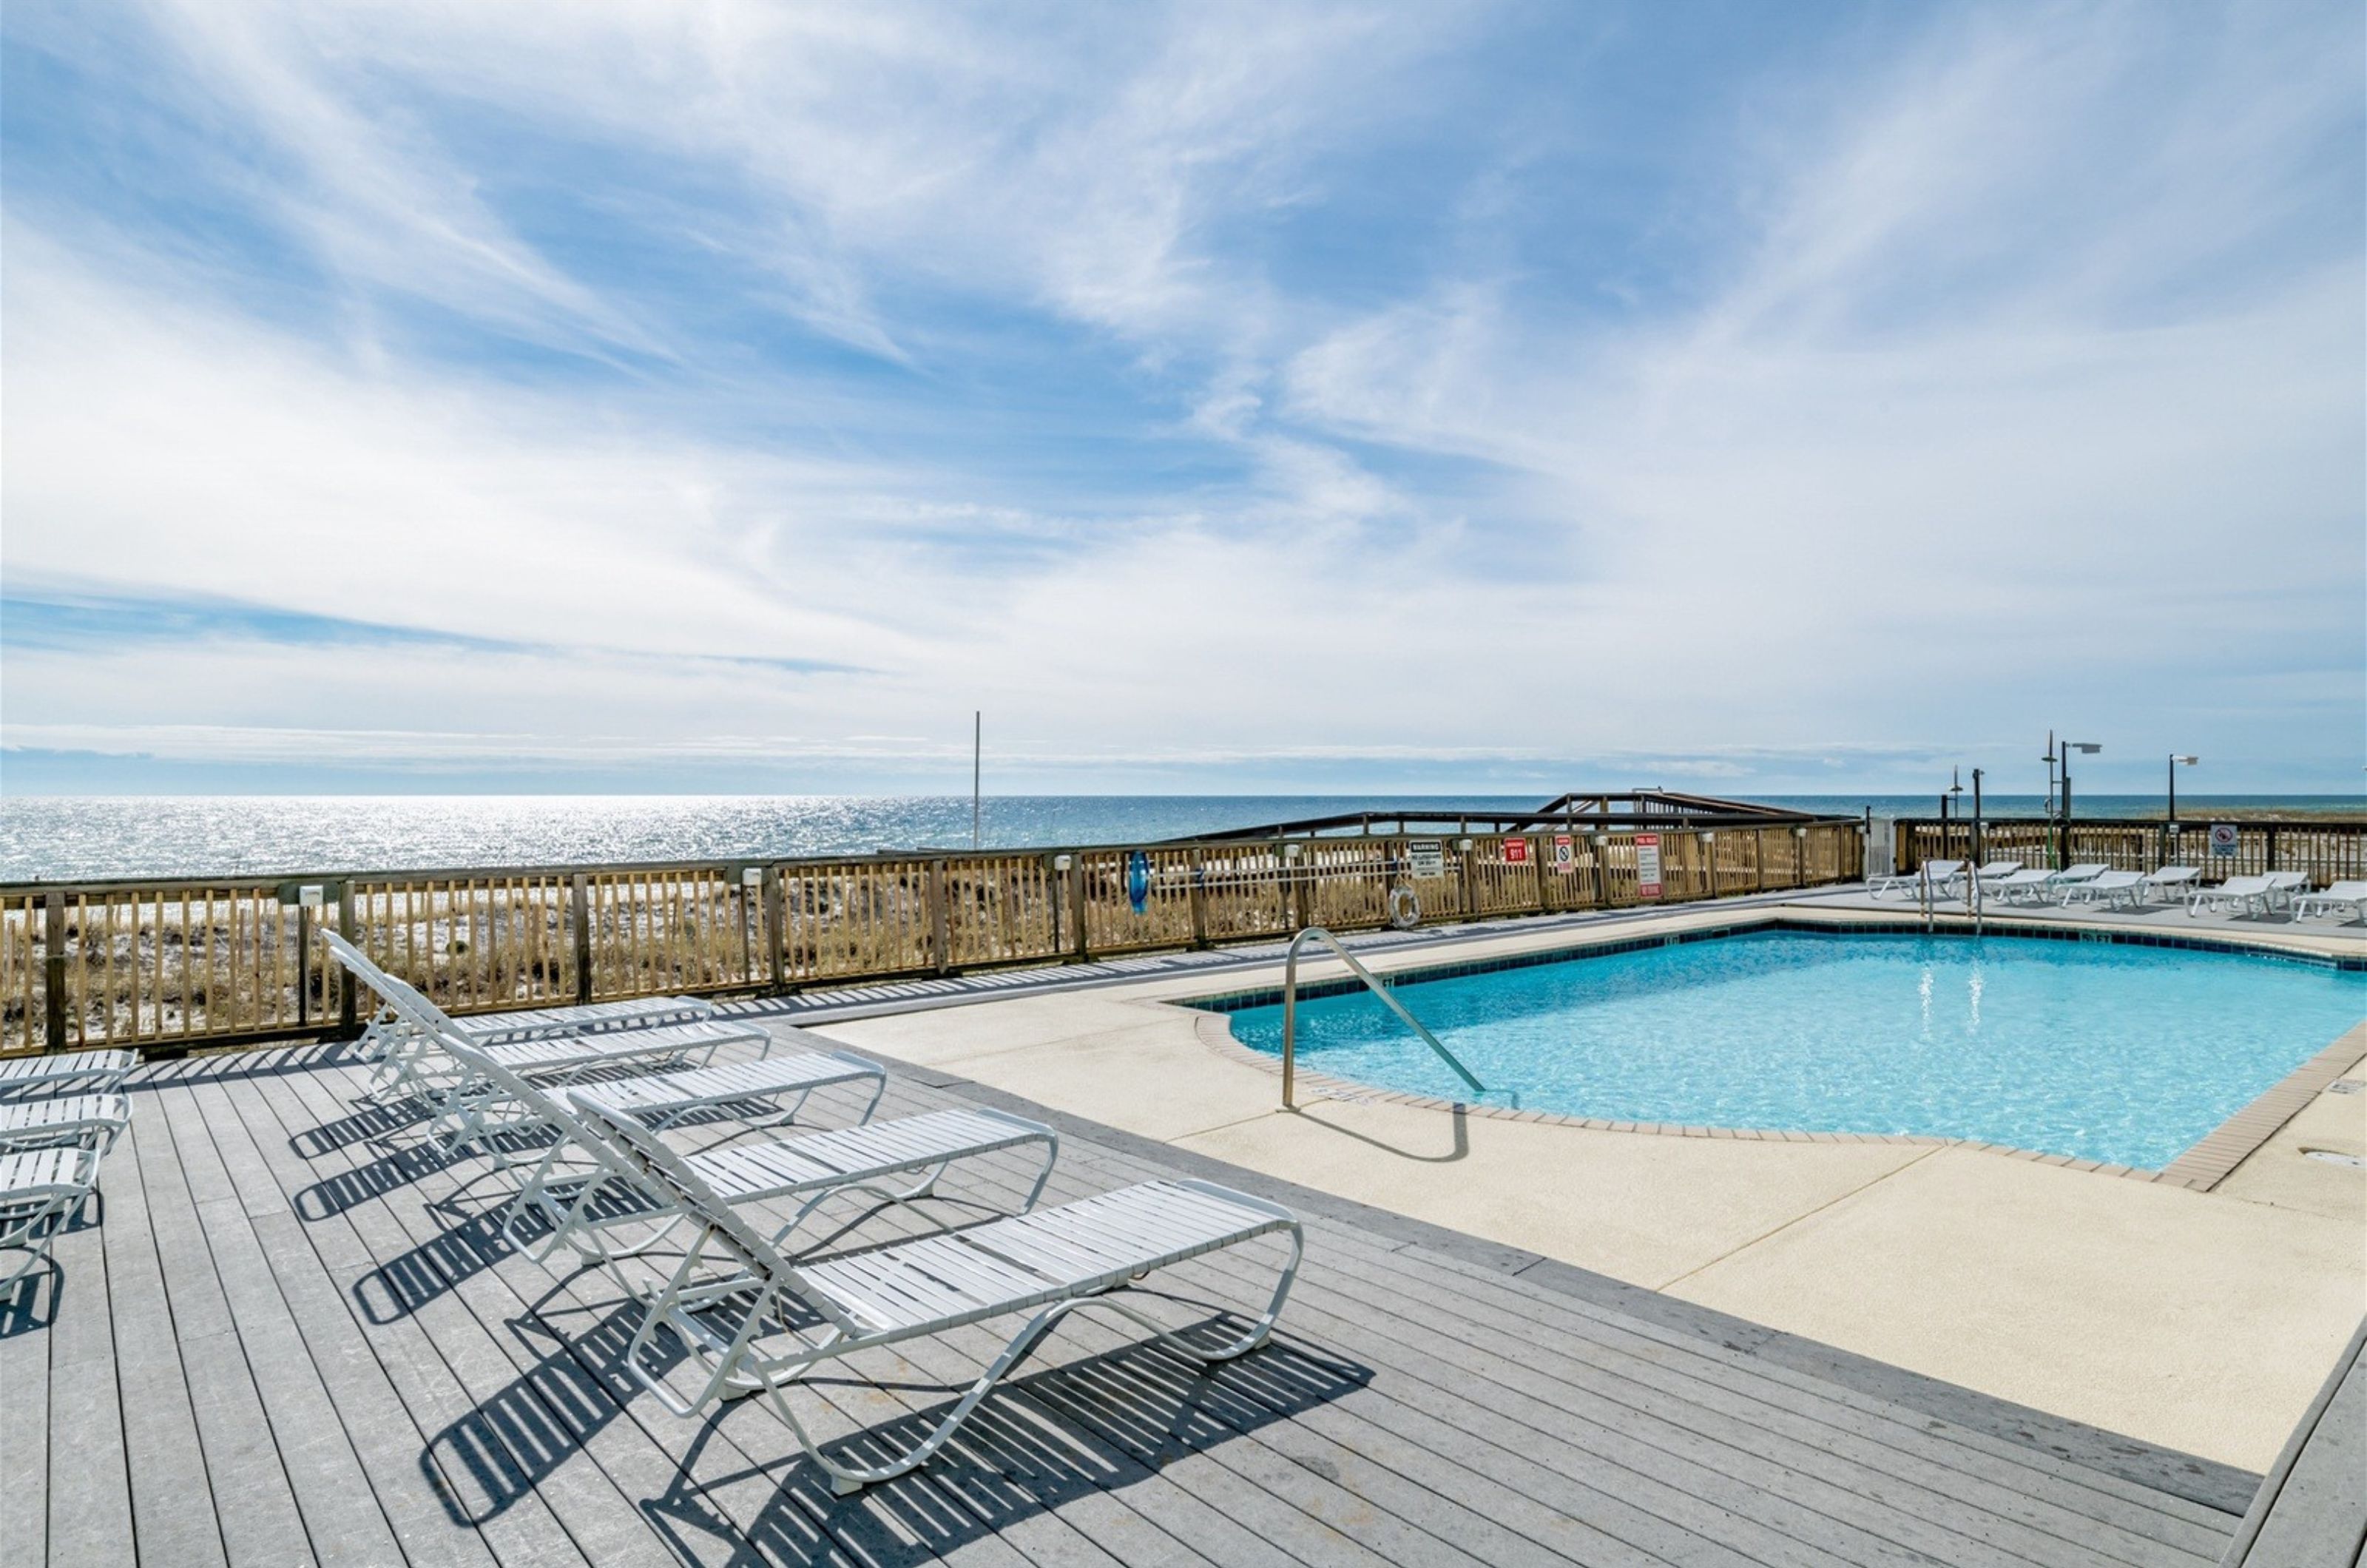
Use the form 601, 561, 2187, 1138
10, 1035, 2256, 1568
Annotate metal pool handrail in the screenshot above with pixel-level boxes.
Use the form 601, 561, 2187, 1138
1279, 926, 1485, 1109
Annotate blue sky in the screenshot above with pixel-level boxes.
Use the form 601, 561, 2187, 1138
2, 0, 2360, 797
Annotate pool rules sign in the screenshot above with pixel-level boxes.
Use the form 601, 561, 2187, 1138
1635, 834, 1664, 898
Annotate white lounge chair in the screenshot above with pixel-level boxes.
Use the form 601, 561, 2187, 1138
0, 1094, 131, 1156
320, 931, 765, 1104
1868, 860, 1962, 900
573, 1090, 1303, 1495
1968, 858, 2027, 888
1991, 862, 2107, 906
421, 1034, 996, 1270
2261, 871, 2311, 913
496, 1066, 1057, 1270
2189, 875, 2275, 917
427, 1030, 887, 1171
2062, 870, 2146, 909
0, 1050, 135, 1101
1, 1146, 101, 1302
323, 931, 718, 1061
324, 930, 724, 1069
2292, 882, 2367, 924
2140, 866, 2201, 902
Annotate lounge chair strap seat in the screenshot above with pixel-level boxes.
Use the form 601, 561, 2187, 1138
0, 1050, 135, 1098
484, 1018, 760, 1072
590, 1052, 877, 1115
0, 1146, 97, 1202
689, 1108, 1043, 1201
800, 1180, 1289, 1335
461, 996, 715, 1045
0, 1094, 131, 1149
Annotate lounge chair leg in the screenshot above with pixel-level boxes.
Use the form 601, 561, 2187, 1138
767, 1302, 1075, 1495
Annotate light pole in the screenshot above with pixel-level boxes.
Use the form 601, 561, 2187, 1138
2060, 741, 2101, 818
2057, 739, 2101, 868
2167, 754, 2198, 828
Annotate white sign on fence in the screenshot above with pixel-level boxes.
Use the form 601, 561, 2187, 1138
2208, 823, 2240, 858
1635, 834, 1663, 897
1406, 840, 1445, 879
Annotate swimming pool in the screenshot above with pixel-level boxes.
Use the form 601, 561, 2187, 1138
1218, 930, 2366, 1169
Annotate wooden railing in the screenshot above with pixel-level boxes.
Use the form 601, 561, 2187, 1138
1893, 817, 2367, 885
0, 821, 1863, 1055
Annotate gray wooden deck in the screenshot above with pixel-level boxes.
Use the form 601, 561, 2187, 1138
5, 1032, 2267, 1567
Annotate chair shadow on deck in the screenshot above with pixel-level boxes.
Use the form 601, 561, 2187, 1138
294, 1142, 458, 1222
648, 1331, 1372, 1567
352, 1203, 520, 1323
0, 1197, 104, 1339
419, 1293, 1367, 1564
288, 1098, 432, 1158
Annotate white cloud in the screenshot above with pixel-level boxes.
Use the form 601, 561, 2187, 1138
2, 0, 2360, 792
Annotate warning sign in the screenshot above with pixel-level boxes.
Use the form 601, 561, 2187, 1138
1406, 840, 1445, 879
1553, 834, 1576, 873
1635, 834, 1663, 897
1501, 837, 1530, 865
2208, 823, 2240, 858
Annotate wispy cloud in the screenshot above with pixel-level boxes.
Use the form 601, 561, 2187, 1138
1, 0, 2358, 794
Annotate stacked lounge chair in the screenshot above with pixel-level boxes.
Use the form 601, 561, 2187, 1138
311, 926, 1308, 1496
1867, 859, 1962, 899
2292, 881, 2367, 924
2061, 869, 2147, 909
321, 931, 772, 1105
2261, 871, 2312, 913
0, 1050, 135, 1303
2189, 874, 2277, 917
429, 1030, 1050, 1271
1993, 863, 2110, 905
2139, 865, 2201, 903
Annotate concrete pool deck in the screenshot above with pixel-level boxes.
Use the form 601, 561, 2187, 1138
812, 894, 2367, 1474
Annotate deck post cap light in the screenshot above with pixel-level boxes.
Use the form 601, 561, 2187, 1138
1053, 854, 1072, 871
1283, 842, 1302, 859
1455, 838, 1473, 851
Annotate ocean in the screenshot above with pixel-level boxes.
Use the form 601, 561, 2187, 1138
0, 794, 2355, 883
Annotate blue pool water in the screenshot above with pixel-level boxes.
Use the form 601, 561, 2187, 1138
1222, 932, 2367, 1169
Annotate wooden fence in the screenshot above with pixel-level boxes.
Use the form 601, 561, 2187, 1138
1894, 817, 2367, 885
0, 822, 1862, 1056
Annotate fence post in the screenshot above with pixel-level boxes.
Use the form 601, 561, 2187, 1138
1069, 856, 1090, 960
1753, 829, 1766, 893
571, 873, 593, 1004
296, 905, 311, 1029
337, 884, 359, 1034
2265, 824, 2280, 878
763, 868, 786, 992
43, 892, 67, 1052
1187, 851, 1208, 949
928, 860, 951, 973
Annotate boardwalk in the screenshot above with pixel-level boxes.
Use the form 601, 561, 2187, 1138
5, 1033, 2258, 1567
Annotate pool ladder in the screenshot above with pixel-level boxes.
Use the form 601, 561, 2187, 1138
1914, 862, 1986, 936
1279, 927, 1485, 1109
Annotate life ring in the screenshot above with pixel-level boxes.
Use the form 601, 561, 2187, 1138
1388, 885, 1421, 930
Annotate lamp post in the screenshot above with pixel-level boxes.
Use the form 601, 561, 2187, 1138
2167, 754, 2198, 828
2057, 739, 2101, 869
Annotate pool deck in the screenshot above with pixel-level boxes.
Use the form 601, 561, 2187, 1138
794, 889, 2367, 1474
7, 1038, 2272, 1567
